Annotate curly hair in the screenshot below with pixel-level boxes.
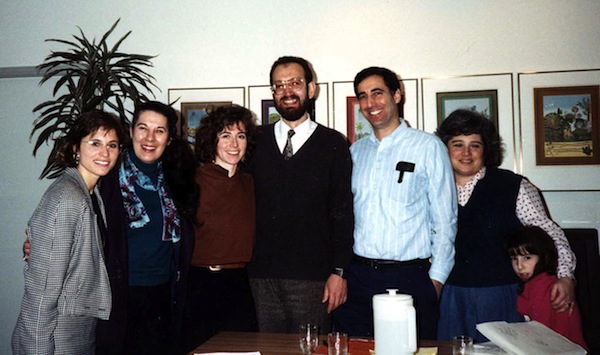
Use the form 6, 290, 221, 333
131, 101, 199, 219
435, 109, 504, 168
56, 109, 125, 168
194, 104, 257, 164
505, 226, 559, 278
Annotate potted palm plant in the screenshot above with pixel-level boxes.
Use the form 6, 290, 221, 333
31, 19, 159, 178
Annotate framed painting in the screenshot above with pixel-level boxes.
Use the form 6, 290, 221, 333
518, 69, 600, 190
261, 99, 281, 124
421, 73, 514, 171
533, 85, 599, 165
436, 90, 498, 128
167, 86, 245, 142
346, 96, 373, 143
180, 101, 231, 144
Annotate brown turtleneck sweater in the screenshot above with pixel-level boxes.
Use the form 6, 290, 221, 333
191, 163, 255, 266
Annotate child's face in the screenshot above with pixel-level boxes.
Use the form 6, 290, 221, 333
510, 254, 540, 281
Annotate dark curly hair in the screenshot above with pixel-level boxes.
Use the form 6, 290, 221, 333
505, 226, 559, 279
194, 104, 257, 164
56, 109, 126, 168
131, 101, 199, 219
435, 109, 504, 168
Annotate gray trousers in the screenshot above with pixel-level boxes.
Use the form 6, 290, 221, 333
249, 278, 331, 334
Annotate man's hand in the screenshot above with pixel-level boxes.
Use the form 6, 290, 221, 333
551, 277, 575, 313
431, 279, 443, 300
322, 274, 347, 313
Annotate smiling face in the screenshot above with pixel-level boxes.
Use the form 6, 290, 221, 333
356, 75, 401, 140
271, 63, 316, 124
76, 127, 120, 191
511, 253, 540, 281
446, 134, 485, 186
214, 121, 247, 176
130, 110, 170, 164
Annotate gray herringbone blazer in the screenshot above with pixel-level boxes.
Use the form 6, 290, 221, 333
12, 167, 112, 355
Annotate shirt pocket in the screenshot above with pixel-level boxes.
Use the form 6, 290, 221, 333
385, 165, 423, 206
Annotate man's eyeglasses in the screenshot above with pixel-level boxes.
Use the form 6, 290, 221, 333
271, 77, 305, 94
82, 139, 121, 152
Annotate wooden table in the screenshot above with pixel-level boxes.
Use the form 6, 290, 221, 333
189, 331, 452, 355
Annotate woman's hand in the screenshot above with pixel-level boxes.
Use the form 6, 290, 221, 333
22, 232, 30, 261
550, 277, 576, 313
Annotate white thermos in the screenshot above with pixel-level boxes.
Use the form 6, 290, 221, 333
373, 289, 417, 355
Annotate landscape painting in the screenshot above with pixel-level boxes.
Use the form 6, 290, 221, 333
534, 85, 599, 165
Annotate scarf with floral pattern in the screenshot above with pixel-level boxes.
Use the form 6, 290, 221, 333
119, 150, 180, 242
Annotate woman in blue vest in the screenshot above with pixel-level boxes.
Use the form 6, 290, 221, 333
435, 109, 576, 342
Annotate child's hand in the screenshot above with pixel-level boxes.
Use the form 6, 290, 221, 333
550, 277, 575, 313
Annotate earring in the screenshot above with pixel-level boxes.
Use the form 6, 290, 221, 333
74, 152, 80, 165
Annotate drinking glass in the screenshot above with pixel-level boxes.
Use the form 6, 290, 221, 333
327, 332, 348, 355
452, 335, 474, 355
299, 323, 319, 355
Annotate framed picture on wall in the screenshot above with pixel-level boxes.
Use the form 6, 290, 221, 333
168, 86, 246, 143
261, 99, 281, 125
421, 74, 514, 170
346, 96, 373, 143
181, 101, 231, 144
518, 69, 600, 190
533, 85, 599, 165
436, 90, 498, 128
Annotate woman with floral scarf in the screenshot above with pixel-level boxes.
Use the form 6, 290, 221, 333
96, 101, 198, 355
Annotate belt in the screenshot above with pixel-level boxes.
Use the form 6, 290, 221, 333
197, 263, 247, 271
353, 255, 429, 269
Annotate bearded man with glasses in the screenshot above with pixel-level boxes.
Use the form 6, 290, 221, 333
247, 56, 354, 334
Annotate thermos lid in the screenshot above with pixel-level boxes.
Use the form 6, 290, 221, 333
372, 289, 413, 303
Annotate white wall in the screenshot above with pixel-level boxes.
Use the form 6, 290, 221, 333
1, 0, 599, 352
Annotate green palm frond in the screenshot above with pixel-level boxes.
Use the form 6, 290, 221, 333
31, 19, 159, 179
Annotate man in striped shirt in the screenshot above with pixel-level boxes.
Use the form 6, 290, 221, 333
333, 66, 457, 340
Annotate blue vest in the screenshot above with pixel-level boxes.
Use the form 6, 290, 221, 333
447, 168, 523, 287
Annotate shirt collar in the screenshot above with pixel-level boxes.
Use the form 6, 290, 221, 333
275, 115, 316, 136
460, 166, 487, 188
366, 117, 406, 144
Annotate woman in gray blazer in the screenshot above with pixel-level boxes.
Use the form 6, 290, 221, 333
12, 110, 125, 355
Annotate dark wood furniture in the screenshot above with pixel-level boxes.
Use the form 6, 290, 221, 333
565, 228, 600, 354
189, 331, 452, 355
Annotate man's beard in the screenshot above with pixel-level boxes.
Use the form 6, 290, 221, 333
275, 94, 310, 121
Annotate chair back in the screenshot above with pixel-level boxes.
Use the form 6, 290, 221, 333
564, 228, 600, 353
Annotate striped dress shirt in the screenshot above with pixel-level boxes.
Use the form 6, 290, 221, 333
351, 119, 458, 283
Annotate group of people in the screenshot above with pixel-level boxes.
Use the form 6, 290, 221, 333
12, 55, 588, 355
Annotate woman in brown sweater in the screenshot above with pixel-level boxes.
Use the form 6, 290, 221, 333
182, 104, 258, 353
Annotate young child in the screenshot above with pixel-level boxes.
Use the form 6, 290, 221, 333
505, 226, 588, 350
